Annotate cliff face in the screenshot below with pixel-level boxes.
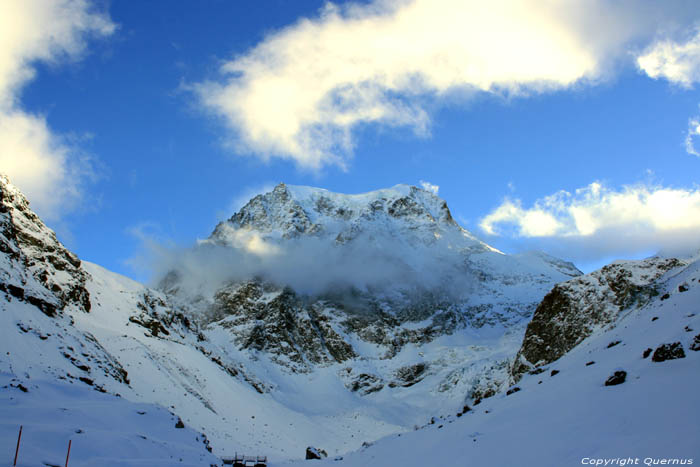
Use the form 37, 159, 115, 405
0, 175, 91, 316
511, 257, 685, 381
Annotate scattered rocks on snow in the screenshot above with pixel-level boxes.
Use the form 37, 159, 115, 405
550, 370, 559, 377
607, 340, 621, 348
456, 405, 471, 417
341, 369, 384, 395
689, 334, 700, 352
78, 376, 94, 386
651, 342, 686, 362
642, 348, 652, 359
604, 371, 627, 386
506, 386, 521, 395
678, 284, 689, 292
388, 363, 427, 388
305, 446, 327, 460
10, 382, 28, 392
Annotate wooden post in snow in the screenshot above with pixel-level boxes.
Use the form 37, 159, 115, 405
13, 425, 22, 466
65, 439, 72, 467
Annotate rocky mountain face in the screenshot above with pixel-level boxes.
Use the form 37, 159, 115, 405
511, 256, 689, 381
0, 174, 91, 316
0, 175, 133, 391
166, 183, 582, 388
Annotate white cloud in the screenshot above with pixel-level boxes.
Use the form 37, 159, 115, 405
193, 0, 696, 170
637, 28, 700, 88
419, 180, 439, 195
480, 181, 700, 258
685, 115, 700, 157
0, 0, 114, 220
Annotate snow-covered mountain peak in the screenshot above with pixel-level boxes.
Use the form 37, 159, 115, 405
210, 182, 493, 252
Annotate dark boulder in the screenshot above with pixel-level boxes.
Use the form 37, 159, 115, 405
691, 334, 700, 351
604, 371, 627, 386
651, 342, 686, 362
305, 446, 327, 460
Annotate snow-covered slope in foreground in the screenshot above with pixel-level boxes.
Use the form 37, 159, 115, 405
278, 256, 700, 466
0, 371, 219, 467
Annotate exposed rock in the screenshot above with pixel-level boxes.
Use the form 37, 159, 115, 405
604, 370, 627, 386
389, 363, 428, 388
0, 175, 91, 315
305, 446, 327, 460
512, 257, 683, 381
643, 348, 652, 359
340, 369, 384, 395
651, 342, 686, 362
212, 282, 356, 372
690, 334, 700, 351
506, 386, 521, 395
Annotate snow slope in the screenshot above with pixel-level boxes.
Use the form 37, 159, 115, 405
276, 256, 700, 466
0, 371, 219, 467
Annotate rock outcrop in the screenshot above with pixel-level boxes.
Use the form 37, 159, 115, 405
0, 175, 91, 314
512, 257, 684, 381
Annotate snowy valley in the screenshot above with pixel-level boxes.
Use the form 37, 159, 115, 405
1, 175, 698, 466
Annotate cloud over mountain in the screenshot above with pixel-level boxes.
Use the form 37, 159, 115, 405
193, 0, 696, 170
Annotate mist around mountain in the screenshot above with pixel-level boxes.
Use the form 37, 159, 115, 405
1, 175, 698, 466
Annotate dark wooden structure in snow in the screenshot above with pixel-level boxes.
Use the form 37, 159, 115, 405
221, 453, 267, 467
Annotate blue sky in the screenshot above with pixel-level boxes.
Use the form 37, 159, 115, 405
2, 0, 700, 281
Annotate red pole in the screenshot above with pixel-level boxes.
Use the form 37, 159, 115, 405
13, 425, 22, 466
65, 439, 72, 467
